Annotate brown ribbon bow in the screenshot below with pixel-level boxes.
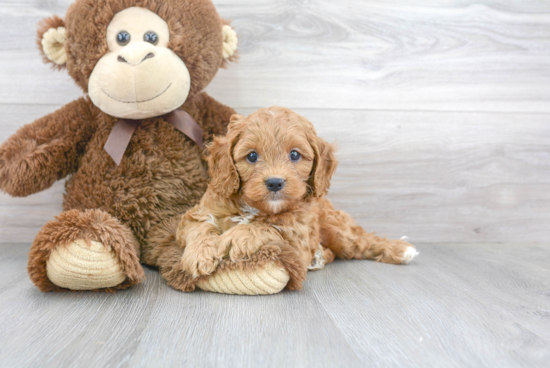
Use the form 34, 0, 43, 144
104, 109, 204, 166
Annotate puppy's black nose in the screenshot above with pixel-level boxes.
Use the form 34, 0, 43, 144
265, 178, 286, 192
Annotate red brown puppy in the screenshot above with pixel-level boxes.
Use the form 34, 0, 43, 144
159, 107, 419, 293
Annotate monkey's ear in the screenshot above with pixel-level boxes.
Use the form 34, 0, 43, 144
37, 16, 67, 69
221, 21, 238, 62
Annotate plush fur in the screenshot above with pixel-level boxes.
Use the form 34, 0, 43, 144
149, 107, 418, 292
0, 0, 238, 291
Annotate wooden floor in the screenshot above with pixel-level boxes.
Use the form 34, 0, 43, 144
0, 243, 548, 368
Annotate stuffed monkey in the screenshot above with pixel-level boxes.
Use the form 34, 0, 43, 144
0, 0, 252, 292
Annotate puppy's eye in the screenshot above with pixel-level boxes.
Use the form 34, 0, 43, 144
247, 151, 258, 163
144, 31, 159, 45
290, 150, 301, 162
117, 31, 131, 46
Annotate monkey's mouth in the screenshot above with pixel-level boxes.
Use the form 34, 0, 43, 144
101, 83, 172, 104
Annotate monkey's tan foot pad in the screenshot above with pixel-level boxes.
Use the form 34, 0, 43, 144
196, 261, 290, 295
46, 239, 126, 290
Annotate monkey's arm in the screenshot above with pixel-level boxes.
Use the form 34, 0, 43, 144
0, 97, 98, 197
188, 92, 237, 142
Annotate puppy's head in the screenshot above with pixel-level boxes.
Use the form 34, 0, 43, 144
207, 107, 337, 214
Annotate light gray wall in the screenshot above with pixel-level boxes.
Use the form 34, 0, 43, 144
0, 0, 548, 243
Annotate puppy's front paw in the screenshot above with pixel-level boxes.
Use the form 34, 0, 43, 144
181, 252, 219, 279
228, 237, 264, 262
220, 225, 282, 262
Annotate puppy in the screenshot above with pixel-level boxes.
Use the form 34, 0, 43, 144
177, 107, 418, 285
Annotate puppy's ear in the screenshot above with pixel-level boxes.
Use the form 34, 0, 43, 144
207, 114, 247, 197
308, 136, 338, 198
37, 16, 67, 70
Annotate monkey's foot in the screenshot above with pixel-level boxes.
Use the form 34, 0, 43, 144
28, 209, 144, 292
196, 241, 307, 295
46, 239, 126, 290
197, 261, 290, 295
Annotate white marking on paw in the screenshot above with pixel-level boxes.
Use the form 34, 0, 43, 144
402, 246, 419, 264
308, 244, 326, 271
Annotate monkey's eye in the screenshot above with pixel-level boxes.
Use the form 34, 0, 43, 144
117, 31, 131, 46
247, 151, 258, 163
144, 31, 159, 45
290, 150, 301, 162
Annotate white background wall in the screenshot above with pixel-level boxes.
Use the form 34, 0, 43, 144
0, 0, 548, 243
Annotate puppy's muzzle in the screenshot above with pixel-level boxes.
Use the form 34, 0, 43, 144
265, 177, 286, 193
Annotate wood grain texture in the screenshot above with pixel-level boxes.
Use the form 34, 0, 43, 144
209, 0, 550, 112
0, 242, 548, 367
0, 0, 549, 111
2, 105, 548, 243
0, 0, 549, 243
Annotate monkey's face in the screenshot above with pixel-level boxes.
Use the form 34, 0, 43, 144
88, 7, 191, 120
38, 0, 238, 119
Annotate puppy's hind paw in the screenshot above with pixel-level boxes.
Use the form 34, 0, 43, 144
401, 246, 419, 265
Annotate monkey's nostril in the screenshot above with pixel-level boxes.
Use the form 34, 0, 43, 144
265, 178, 286, 193
142, 53, 155, 62
117, 56, 127, 63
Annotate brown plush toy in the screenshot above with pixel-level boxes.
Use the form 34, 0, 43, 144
0, 0, 245, 292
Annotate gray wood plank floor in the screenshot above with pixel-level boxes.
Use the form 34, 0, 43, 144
0, 243, 549, 368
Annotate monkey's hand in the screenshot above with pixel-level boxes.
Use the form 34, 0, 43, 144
0, 97, 96, 197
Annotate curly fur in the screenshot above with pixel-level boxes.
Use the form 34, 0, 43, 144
150, 107, 417, 292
